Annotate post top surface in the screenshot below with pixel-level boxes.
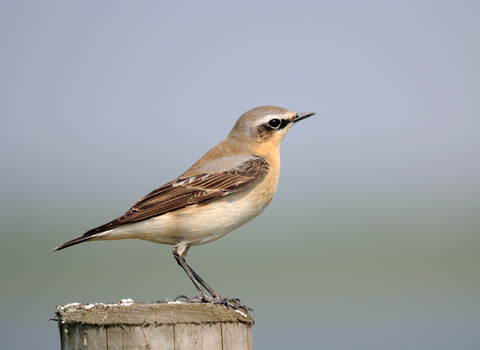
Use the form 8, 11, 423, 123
55, 300, 254, 326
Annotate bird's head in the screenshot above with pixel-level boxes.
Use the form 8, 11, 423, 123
228, 106, 315, 152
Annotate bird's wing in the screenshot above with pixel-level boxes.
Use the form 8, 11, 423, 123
83, 156, 270, 236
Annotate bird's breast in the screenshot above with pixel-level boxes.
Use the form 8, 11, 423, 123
166, 170, 279, 245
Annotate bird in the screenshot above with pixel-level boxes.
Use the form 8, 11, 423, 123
53, 105, 315, 313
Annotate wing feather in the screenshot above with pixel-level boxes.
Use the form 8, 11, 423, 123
82, 157, 270, 237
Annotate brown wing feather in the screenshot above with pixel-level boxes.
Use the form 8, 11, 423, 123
82, 157, 270, 236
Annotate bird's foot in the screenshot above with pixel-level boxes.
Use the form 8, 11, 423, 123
174, 294, 254, 317
212, 296, 254, 317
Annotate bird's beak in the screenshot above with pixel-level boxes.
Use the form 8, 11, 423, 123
293, 112, 316, 123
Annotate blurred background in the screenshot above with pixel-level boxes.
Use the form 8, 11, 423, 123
1, 1, 479, 349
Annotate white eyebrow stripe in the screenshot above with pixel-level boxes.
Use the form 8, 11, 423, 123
253, 115, 277, 127
252, 114, 289, 128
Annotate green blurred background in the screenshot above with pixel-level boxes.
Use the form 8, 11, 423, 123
1, 1, 479, 349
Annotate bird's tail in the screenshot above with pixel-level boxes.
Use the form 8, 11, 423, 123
50, 234, 98, 252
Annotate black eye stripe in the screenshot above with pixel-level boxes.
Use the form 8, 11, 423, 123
280, 119, 289, 128
267, 118, 289, 130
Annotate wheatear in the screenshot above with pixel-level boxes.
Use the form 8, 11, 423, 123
53, 106, 315, 312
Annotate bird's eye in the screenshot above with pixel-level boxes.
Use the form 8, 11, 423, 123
268, 119, 281, 129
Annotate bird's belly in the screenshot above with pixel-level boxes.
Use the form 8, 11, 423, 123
98, 180, 275, 246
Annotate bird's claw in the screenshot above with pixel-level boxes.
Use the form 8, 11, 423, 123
214, 297, 254, 317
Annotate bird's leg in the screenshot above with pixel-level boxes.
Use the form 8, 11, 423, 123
187, 263, 254, 316
185, 262, 221, 299
172, 242, 254, 317
172, 243, 210, 301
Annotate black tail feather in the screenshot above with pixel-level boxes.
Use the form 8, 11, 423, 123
51, 235, 97, 252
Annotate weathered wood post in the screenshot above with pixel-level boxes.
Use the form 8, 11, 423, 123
55, 299, 254, 350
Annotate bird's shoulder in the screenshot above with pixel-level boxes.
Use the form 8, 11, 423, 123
134, 155, 270, 208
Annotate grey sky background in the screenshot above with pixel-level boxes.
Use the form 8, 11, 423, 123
1, 2, 479, 349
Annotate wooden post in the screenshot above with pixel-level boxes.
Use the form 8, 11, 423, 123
55, 299, 254, 350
